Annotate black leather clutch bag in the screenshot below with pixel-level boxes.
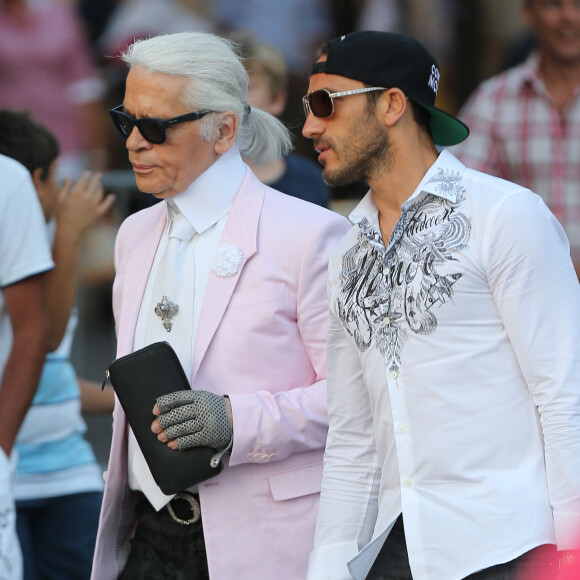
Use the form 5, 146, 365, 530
105, 341, 223, 494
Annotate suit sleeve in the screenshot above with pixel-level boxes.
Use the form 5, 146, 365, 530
228, 213, 350, 466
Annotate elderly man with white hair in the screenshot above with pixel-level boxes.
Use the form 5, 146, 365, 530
91, 31, 349, 580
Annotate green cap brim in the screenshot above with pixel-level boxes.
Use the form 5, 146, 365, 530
411, 99, 470, 147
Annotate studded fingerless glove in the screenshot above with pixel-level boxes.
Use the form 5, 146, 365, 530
156, 390, 232, 451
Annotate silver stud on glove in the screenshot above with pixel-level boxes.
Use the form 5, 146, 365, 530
156, 390, 232, 451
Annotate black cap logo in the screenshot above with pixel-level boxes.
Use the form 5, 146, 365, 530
428, 65, 440, 95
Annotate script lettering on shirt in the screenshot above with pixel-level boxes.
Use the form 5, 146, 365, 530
349, 254, 382, 311
338, 188, 470, 363
385, 259, 407, 289
407, 206, 455, 237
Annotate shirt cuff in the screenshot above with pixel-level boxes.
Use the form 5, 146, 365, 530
554, 510, 580, 550
307, 541, 359, 580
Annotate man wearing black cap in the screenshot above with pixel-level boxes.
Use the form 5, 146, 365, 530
303, 31, 580, 580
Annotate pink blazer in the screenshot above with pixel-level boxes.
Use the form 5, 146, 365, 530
91, 168, 350, 580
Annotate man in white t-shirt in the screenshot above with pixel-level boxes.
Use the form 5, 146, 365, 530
0, 153, 53, 580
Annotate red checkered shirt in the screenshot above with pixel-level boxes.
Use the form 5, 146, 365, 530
452, 53, 580, 255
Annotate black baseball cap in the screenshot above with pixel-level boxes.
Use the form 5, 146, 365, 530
310, 31, 469, 146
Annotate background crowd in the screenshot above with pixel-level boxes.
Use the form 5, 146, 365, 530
1, 0, 578, 578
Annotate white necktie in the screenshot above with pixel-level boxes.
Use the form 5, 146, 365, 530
133, 203, 197, 510
146, 204, 196, 379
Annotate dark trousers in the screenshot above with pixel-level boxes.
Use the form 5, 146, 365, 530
119, 498, 209, 580
367, 515, 557, 580
16, 491, 102, 580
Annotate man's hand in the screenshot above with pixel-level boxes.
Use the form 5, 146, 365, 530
152, 390, 232, 451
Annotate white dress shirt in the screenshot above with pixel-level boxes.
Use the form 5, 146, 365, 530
308, 150, 580, 580
128, 147, 246, 509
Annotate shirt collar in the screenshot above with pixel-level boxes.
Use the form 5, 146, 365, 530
168, 146, 246, 234
517, 52, 580, 104
349, 149, 466, 225
517, 52, 546, 94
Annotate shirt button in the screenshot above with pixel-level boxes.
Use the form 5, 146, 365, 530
404, 478, 413, 487
390, 370, 398, 379
383, 316, 390, 324
397, 425, 407, 433
383, 267, 390, 275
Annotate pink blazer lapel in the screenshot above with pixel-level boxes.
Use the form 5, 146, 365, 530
192, 176, 263, 378
115, 205, 167, 357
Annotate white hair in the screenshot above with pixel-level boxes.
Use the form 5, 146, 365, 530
121, 32, 292, 162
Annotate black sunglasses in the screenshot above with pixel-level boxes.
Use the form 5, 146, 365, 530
109, 105, 215, 144
302, 87, 387, 119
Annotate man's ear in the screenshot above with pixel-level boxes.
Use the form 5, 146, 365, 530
214, 111, 238, 155
377, 88, 408, 129
31, 166, 51, 222
31, 167, 44, 193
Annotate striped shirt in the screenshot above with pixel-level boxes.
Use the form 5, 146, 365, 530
14, 311, 103, 500
451, 53, 580, 255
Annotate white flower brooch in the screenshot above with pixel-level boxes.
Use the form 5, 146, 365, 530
210, 243, 244, 278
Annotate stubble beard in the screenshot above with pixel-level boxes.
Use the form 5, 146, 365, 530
321, 112, 393, 188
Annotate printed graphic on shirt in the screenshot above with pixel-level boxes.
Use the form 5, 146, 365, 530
337, 168, 470, 374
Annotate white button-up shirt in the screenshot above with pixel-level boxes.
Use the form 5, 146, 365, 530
308, 150, 580, 580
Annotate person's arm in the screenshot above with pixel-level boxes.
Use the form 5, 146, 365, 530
45, 172, 115, 350
225, 214, 351, 464
486, 189, 580, 551
307, 306, 381, 580
0, 274, 49, 456
79, 378, 115, 414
